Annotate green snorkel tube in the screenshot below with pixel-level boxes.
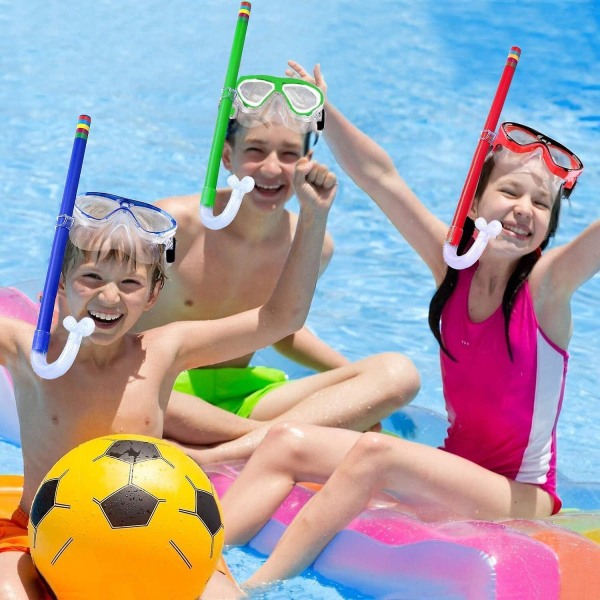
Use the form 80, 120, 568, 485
31, 115, 95, 379
200, 1, 255, 230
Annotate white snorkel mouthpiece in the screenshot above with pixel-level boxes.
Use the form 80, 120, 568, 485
31, 316, 95, 380
201, 174, 255, 230
443, 217, 503, 270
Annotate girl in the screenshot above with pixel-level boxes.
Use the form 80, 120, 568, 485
220, 62, 595, 588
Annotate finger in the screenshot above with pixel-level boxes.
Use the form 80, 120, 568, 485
307, 164, 329, 188
294, 156, 313, 178
314, 63, 322, 82
323, 171, 338, 190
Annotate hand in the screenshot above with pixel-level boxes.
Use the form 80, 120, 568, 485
293, 157, 337, 215
286, 61, 328, 99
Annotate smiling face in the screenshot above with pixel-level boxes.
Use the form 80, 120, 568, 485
222, 123, 310, 214
61, 253, 160, 345
471, 151, 560, 258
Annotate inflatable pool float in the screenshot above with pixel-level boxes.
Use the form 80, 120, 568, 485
207, 461, 600, 599
3, 285, 600, 598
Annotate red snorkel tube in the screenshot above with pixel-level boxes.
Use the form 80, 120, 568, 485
443, 46, 521, 269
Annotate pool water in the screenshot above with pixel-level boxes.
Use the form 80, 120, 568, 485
1, 1, 599, 597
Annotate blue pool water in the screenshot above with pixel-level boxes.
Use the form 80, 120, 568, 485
1, 1, 599, 597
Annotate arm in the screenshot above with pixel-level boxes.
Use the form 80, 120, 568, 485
169, 158, 337, 372
272, 327, 350, 371
531, 219, 600, 346
288, 61, 450, 285
272, 229, 349, 370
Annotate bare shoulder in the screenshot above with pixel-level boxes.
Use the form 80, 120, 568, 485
155, 194, 200, 228
0, 316, 34, 363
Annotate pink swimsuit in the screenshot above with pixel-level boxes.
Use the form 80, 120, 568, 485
440, 263, 567, 513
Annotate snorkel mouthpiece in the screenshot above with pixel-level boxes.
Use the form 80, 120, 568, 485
31, 317, 95, 379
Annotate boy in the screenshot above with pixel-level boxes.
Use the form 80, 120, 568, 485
0, 156, 335, 599
138, 84, 420, 464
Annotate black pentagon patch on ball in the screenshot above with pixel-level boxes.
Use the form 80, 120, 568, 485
194, 490, 222, 537
180, 477, 223, 537
30, 478, 61, 527
97, 484, 161, 528
104, 440, 162, 464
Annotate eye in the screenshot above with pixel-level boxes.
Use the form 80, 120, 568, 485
281, 151, 301, 162
121, 278, 143, 287
245, 147, 264, 156
534, 199, 551, 210
82, 272, 102, 281
500, 187, 517, 197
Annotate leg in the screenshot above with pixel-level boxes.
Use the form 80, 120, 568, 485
164, 391, 261, 446
251, 352, 419, 428
190, 353, 419, 463
200, 571, 245, 600
221, 423, 361, 546
244, 432, 555, 587
0, 552, 49, 600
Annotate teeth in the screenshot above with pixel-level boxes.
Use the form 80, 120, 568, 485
256, 184, 281, 190
89, 311, 121, 321
504, 224, 530, 236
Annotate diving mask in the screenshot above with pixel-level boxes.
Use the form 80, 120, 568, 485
231, 75, 325, 133
493, 122, 583, 190
70, 192, 177, 264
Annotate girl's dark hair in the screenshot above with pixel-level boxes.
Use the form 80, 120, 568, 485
225, 119, 317, 155
428, 154, 563, 361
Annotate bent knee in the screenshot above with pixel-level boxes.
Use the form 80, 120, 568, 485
260, 422, 314, 465
369, 352, 421, 399
350, 431, 398, 465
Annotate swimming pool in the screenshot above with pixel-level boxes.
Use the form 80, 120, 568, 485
1, 1, 599, 597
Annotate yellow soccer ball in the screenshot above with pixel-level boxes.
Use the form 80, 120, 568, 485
28, 434, 224, 600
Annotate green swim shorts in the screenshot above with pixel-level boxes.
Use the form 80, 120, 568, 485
173, 366, 289, 418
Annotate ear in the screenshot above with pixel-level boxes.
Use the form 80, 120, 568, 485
467, 198, 479, 219
144, 284, 162, 313
222, 141, 233, 172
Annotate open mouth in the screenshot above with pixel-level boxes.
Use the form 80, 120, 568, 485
502, 223, 531, 240
88, 310, 124, 328
254, 182, 284, 197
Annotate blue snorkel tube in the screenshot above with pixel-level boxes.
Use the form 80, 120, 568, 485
31, 115, 95, 379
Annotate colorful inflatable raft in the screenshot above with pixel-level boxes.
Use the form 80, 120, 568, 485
2, 286, 600, 598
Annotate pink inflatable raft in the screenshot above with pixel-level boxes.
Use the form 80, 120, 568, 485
2, 285, 600, 598
207, 460, 600, 600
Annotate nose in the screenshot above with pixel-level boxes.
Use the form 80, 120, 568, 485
260, 150, 283, 177
514, 196, 533, 219
98, 282, 120, 305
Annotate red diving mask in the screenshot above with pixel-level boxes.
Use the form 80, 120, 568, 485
493, 122, 583, 190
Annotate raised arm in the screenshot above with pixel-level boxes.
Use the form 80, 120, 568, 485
532, 219, 600, 346
169, 158, 337, 371
287, 61, 449, 284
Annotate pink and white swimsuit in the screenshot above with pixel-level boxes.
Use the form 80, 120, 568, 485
440, 263, 568, 513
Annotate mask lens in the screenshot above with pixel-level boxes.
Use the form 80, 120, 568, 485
129, 204, 175, 234
282, 83, 321, 113
237, 80, 275, 107
504, 125, 539, 146
547, 144, 578, 169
